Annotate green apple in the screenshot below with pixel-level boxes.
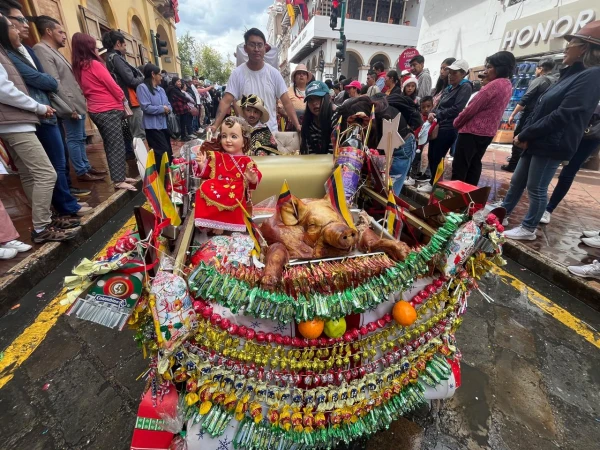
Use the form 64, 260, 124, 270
324, 317, 347, 338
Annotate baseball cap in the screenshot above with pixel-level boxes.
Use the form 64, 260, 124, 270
447, 59, 469, 72
305, 81, 330, 101
344, 80, 362, 90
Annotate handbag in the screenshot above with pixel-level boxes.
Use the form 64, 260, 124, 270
167, 111, 180, 138
123, 100, 134, 119
188, 103, 199, 117
48, 92, 73, 119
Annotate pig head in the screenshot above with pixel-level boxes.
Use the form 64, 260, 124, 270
260, 196, 358, 259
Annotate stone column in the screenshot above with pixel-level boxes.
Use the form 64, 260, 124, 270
358, 65, 371, 84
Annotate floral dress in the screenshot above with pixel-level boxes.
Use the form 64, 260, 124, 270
194, 151, 262, 232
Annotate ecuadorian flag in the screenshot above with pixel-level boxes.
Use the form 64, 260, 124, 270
386, 179, 402, 239
277, 180, 292, 210
325, 166, 356, 230
143, 150, 181, 226
237, 200, 262, 257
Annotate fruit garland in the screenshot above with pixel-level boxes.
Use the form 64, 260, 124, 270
190, 274, 447, 349
188, 213, 466, 323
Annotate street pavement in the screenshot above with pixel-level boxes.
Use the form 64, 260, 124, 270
0, 197, 599, 450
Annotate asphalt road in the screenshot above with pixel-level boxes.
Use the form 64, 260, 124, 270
0, 199, 598, 450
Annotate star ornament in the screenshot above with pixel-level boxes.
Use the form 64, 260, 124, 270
377, 113, 404, 185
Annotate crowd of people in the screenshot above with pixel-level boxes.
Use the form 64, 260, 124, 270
1, 4, 600, 274
0, 0, 223, 255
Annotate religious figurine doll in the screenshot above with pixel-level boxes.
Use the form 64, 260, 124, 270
238, 94, 280, 156
194, 116, 262, 233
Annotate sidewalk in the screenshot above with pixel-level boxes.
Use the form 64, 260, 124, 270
408, 144, 600, 307
0, 143, 142, 312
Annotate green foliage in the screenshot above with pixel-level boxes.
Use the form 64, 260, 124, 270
176, 32, 235, 83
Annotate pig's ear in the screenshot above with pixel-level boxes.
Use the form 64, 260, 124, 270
280, 197, 305, 226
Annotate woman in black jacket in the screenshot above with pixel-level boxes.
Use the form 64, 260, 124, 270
502, 20, 600, 241
418, 59, 472, 193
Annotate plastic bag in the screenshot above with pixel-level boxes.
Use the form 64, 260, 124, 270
167, 112, 180, 138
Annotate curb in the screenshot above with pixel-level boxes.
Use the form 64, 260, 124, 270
402, 185, 600, 311
0, 183, 142, 315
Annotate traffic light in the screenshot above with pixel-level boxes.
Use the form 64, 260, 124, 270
318, 59, 325, 72
336, 35, 346, 61
155, 33, 168, 57
195, 66, 199, 76
330, 0, 339, 30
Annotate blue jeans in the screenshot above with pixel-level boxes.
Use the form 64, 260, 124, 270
63, 115, 90, 176
502, 153, 561, 232
390, 134, 416, 195
546, 138, 600, 213
36, 123, 80, 215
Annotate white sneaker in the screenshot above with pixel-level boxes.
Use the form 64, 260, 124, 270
405, 177, 415, 187
582, 230, 600, 238
567, 260, 600, 280
1, 240, 32, 252
581, 236, 600, 249
502, 217, 509, 227
539, 211, 551, 224
504, 226, 536, 241
417, 184, 433, 194
0, 248, 18, 259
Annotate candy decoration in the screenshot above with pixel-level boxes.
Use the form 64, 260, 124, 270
392, 301, 417, 326
323, 317, 347, 339
298, 319, 325, 339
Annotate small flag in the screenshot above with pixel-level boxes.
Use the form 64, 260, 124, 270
277, 180, 292, 210
237, 200, 263, 257
325, 166, 356, 230
433, 158, 444, 186
158, 151, 170, 185
386, 179, 402, 239
143, 150, 181, 226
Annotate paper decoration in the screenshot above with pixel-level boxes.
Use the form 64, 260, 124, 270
438, 220, 481, 276
150, 272, 198, 353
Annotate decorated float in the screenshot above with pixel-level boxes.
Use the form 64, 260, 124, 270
62, 113, 505, 450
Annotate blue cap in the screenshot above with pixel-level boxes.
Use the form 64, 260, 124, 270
304, 81, 330, 102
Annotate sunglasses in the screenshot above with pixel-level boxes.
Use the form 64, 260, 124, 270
8, 16, 28, 24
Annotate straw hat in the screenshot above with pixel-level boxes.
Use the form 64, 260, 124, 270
237, 94, 270, 123
291, 64, 314, 83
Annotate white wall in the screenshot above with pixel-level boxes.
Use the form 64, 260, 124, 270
416, 0, 593, 83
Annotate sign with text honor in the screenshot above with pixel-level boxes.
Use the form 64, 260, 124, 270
397, 48, 420, 71
500, 0, 598, 58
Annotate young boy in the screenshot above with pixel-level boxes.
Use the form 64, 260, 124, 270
408, 96, 437, 185
238, 94, 280, 155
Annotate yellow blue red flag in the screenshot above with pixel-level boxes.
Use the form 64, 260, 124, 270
143, 150, 181, 226
386, 178, 402, 239
237, 200, 263, 257
277, 180, 292, 210
325, 166, 356, 230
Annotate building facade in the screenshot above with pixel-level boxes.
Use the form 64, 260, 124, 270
268, 0, 426, 83
416, 0, 598, 84
18, 0, 180, 74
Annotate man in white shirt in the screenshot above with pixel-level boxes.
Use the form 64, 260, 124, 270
210, 28, 300, 134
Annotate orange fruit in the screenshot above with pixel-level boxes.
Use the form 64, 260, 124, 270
392, 301, 417, 326
298, 319, 325, 339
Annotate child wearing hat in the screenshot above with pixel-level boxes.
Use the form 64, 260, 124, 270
238, 94, 280, 156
